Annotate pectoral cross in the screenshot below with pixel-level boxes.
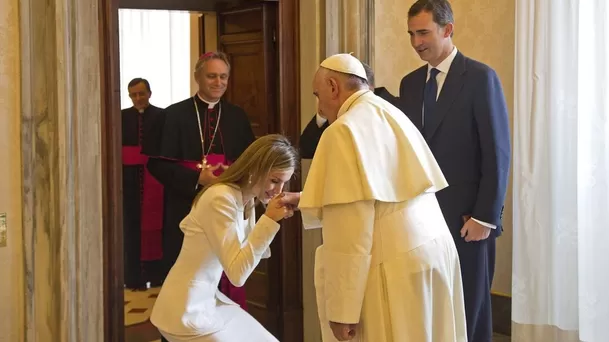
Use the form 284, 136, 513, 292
197, 156, 208, 170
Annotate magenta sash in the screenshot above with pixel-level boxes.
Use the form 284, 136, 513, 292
122, 146, 164, 261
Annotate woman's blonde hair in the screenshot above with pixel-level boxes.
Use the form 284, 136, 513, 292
193, 134, 299, 206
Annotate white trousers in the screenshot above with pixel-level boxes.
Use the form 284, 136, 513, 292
159, 305, 278, 342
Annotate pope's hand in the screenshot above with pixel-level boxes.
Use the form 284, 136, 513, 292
279, 192, 301, 209
329, 322, 357, 341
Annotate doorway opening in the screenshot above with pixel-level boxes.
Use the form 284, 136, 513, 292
119, 9, 199, 340
100, 1, 303, 341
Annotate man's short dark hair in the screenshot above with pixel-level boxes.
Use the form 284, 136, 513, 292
408, 0, 454, 36
128, 78, 151, 92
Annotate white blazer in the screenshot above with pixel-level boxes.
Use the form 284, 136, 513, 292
150, 183, 279, 336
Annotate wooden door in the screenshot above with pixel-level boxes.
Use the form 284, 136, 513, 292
217, 0, 279, 331
215, 2, 303, 341
218, 2, 278, 137
102, 0, 301, 341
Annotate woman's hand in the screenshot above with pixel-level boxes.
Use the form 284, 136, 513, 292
265, 193, 290, 222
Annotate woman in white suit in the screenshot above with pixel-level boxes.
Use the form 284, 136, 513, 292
151, 134, 299, 342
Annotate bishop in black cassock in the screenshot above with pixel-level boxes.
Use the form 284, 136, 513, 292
147, 52, 255, 313
122, 78, 165, 290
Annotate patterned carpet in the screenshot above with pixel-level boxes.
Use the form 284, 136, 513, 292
123, 287, 511, 341
124, 287, 161, 342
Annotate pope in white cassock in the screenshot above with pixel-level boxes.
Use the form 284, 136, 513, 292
282, 54, 467, 342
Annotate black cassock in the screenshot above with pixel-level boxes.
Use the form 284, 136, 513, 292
300, 87, 400, 159
122, 104, 165, 289
146, 95, 255, 284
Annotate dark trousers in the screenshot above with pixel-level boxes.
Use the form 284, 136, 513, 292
454, 235, 496, 342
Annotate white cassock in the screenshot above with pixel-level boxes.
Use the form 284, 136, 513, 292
300, 89, 468, 342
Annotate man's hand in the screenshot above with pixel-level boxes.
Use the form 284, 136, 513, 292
279, 191, 301, 209
197, 164, 228, 186
329, 322, 357, 341
460, 218, 491, 242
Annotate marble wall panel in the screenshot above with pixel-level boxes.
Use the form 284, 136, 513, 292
19, 0, 105, 340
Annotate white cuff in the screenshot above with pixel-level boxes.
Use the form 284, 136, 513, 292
472, 217, 496, 229
301, 208, 322, 230
261, 247, 271, 259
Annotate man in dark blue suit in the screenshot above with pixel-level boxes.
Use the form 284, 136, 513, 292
398, 1, 510, 341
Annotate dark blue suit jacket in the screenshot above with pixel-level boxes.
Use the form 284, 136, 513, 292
399, 52, 510, 237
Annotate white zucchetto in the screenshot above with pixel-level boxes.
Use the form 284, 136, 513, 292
320, 53, 368, 80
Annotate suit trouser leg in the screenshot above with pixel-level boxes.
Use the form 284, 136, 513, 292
454, 235, 496, 342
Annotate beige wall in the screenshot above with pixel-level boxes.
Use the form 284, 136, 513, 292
0, 0, 24, 340
374, 0, 515, 295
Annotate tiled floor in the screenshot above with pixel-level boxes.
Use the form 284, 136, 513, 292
123, 287, 512, 342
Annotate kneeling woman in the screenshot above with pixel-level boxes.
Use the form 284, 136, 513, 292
151, 134, 298, 342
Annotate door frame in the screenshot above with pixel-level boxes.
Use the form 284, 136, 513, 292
98, 0, 302, 340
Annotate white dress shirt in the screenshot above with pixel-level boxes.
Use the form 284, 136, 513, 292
425, 46, 459, 100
